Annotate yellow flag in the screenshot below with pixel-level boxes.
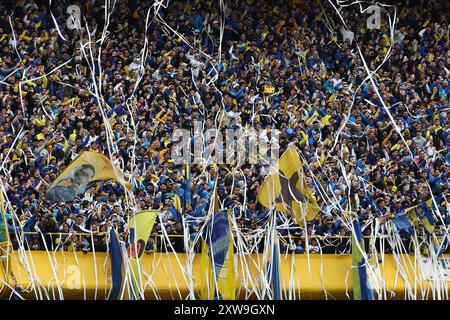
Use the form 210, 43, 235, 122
321, 114, 331, 126
126, 210, 159, 299
263, 84, 275, 94
45, 151, 131, 203
257, 145, 321, 224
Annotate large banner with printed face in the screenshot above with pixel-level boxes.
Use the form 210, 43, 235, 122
45, 151, 131, 203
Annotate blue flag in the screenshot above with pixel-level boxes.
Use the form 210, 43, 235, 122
185, 164, 192, 210
392, 210, 414, 235
351, 219, 374, 300
267, 232, 281, 300
109, 228, 123, 300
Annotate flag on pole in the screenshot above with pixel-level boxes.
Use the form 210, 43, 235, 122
185, 164, 192, 210
109, 227, 124, 300
170, 194, 183, 221
351, 219, 374, 300
401, 199, 435, 233
410, 199, 439, 254
393, 200, 440, 255
257, 145, 321, 225
200, 189, 235, 300
126, 210, 159, 299
45, 151, 131, 203
266, 225, 281, 300
415, 200, 436, 235
392, 210, 414, 234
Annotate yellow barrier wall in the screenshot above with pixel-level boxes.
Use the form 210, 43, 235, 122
1, 250, 449, 300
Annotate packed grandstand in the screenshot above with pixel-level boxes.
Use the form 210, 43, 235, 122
0, 0, 449, 263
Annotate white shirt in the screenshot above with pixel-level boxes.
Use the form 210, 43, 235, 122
128, 61, 141, 73
226, 110, 241, 120
340, 28, 354, 44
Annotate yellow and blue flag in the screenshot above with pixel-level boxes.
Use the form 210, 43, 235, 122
393, 200, 441, 254
200, 190, 235, 300
266, 222, 281, 300
170, 194, 183, 221
257, 145, 321, 225
410, 200, 440, 254
406, 199, 436, 235
351, 219, 374, 300
392, 209, 414, 234
109, 227, 124, 300
126, 210, 159, 299
185, 164, 192, 210
417, 201, 436, 235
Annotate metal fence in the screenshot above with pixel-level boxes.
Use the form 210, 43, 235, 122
14, 231, 432, 254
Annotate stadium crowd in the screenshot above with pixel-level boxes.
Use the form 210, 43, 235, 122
0, 0, 449, 254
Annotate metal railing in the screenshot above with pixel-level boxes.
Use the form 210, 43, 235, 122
14, 231, 436, 254
20, 232, 437, 240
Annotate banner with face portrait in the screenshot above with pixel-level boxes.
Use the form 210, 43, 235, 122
45, 151, 131, 203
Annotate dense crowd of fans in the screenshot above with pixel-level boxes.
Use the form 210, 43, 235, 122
0, 0, 449, 254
